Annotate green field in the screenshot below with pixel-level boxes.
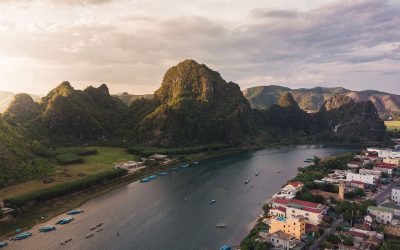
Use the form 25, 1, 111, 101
385, 121, 400, 131
0, 147, 138, 200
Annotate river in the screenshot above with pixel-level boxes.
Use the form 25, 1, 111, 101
7, 145, 352, 250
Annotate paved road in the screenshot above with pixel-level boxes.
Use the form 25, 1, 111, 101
372, 182, 397, 205
310, 217, 343, 250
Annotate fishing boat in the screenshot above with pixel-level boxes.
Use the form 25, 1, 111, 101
140, 177, 150, 183
0, 242, 8, 248
147, 175, 157, 180
96, 223, 104, 227
255, 173, 260, 176
276, 171, 281, 173
90, 226, 97, 231
56, 217, 74, 225
216, 223, 227, 228
96, 228, 103, 232
209, 199, 216, 205
67, 209, 83, 215
158, 172, 168, 176
193, 161, 199, 164
61, 239, 72, 245
171, 167, 178, 171
39, 226, 56, 232
86, 234, 94, 239
244, 180, 250, 184
14, 232, 32, 240
220, 244, 231, 250
180, 163, 190, 168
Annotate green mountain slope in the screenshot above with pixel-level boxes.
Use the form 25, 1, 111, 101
117, 59, 258, 146
243, 85, 400, 119
113, 92, 154, 106
0, 117, 53, 187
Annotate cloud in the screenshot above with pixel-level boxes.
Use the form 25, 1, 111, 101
0, 0, 399, 94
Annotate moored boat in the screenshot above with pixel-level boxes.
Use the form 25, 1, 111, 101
0, 242, 8, 248
158, 172, 168, 176
209, 199, 216, 205
61, 239, 72, 245
39, 226, 56, 232
193, 161, 199, 164
140, 177, 151, 183
220, 244, 231, 250
14, 232, 32, 240
216, 223, 227, 228
67, 209, 83, 215
147, 175, 157, 180
56, 217, 74, 225
180, 163, 190, 168
255, 173, 259, 176
244, 180, 250, 184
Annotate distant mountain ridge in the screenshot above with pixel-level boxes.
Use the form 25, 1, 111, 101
243, 85, 400, 119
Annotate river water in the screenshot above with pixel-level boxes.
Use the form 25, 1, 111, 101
7, 145, 352, 250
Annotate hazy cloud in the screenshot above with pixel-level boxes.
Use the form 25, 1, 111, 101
0, 0, 399, 94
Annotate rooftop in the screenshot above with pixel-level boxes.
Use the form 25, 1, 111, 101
368, 206, 394, 213
381, 203, 400, 210
270, 230, 293, 241
272, 198, 321, 210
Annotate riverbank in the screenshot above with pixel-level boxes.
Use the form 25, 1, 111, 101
0, 145, 260, 239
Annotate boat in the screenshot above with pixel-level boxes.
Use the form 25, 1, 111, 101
140, 178, 151, 183
216, 223, 227, 228
86, 234, 94, 239
193, 161, 199, 164
276, 171, 281, 173
96, 223, 104, 227
158, 172, 168, 176
61, 239, 72, 245
147, 175, 157, 180
39, 226, 56, 232
67, 209, 83, 215
209, 199, 216, 205
171, 167, 178, 171
220, 244, 231, 250
0, 242, 8, 248
244, 180, 250, 184
180, 163, 190, 168
14, 232, 32, 240
90, 226, 97, 231
96, 228, 103, 232
56, 217, 74, 225
255, 173, 259, 176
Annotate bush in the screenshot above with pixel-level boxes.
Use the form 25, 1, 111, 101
76, 149, 98, 156
5, 169, 128, 208
127, 144, 229, 157
55, 153, 83, 165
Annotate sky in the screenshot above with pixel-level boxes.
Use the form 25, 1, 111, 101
0, 0, 399, 95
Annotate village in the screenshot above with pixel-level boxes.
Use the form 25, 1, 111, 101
251, 146, 400, 250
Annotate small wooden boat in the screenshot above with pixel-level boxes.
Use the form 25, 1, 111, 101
86, 234, 94, 239
216, 223, 227, 228
61, 239, 72, 245
244, 180, 250, 184
220, 245, 231, 250
210, 199, 216, 205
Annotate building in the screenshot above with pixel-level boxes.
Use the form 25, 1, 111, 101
273, 181, 304, 199
271, 198, 327, 226
359, 169, 381, 180
269, 216, 305, 240
381, 203, 400, 217
269, 231, 299, 250
149, 154, 169, 161
367, 206, 393, 224
383, 158, 400, 166
269, 206, 286, 218
346, 172, 375, 185
392, 186, 400, 205
347, 161, 362, 169
339, 181, 345, 201
367, 148, 400, 158
374, 163, 397, 175
113, 161, 145, 171
348, 180, 366, 189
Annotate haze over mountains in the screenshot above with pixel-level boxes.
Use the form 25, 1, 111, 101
243, 86, 400, 120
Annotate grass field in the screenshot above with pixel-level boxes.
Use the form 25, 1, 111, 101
0, 147, 138, 200
385, 121, 400, 131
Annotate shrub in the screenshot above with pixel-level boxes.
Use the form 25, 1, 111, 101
55, 153, 83, 165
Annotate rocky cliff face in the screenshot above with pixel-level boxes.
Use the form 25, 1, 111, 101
3, 93, 42, 124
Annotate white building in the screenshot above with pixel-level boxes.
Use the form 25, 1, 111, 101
367, 148, 400, 158
359, 169, 381, 180
269, 231, 299, 250
347, 162, 362, 169
381, 203, 400, 217
346, 172, 375, 185
392, 186, 400, 205
273, 181, 304, 199
383, 158, 400, 166
373, 163, 396, 175
367, 206, 393, 224
113, 161, 145, 171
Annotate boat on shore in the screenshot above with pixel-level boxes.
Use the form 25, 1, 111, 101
86, 234, 94, 239
0, 242, 8, 248
220, 244, 231, 250
14, 232, 32, 240
61, 239, 72, 245
209, 199, 216, 205
56, 217, 74, 225
39, 226, 56, 232
140, 177, 151, 183
67, 209, 83, 215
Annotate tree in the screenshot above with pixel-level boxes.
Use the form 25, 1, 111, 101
326, 234, 340, 244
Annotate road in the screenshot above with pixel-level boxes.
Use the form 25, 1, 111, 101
372, 182, 397, 205
310, 217, 343, 250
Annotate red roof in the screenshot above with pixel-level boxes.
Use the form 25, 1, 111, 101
271, 206, 287, 213
349, 180, 366, 185
376, 163, 397, 169
287, 181, 304, 188
302, 207, 322, 214
272, 198, 321, 210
